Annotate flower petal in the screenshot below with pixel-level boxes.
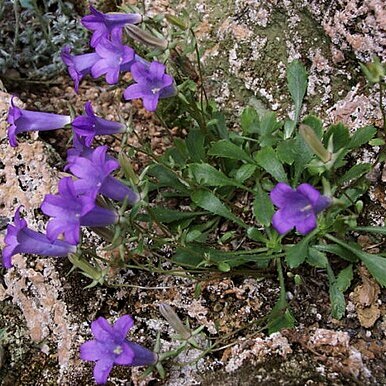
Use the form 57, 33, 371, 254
270, 183, 295, 208
113, 315, 134, 338
80, 340, 108, 361
114, 342, 134, 365
93, 359, 114, 385
295, 212, 317, 235
271, 210, 294, 234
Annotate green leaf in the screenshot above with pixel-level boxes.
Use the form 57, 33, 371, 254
258, 112, 281, 147
287, 60, 308, 125
285, 236, 311, 268
307, 247, 328, 268
186, 128, 206, 162
276, 139, 296, 165
247, 227, 267, 242
218, 262, 231, 272
191, 190, 247, 228
293, 133, 314, 184
314, 243, 357, 262
150, 207, 204, 223
336, 265, 353, 292
267, 297, 295, 334
352, 226, 386, 235
189, 163, 240, 188
208, 140, 254, 163
369, 138, 385, 146
235, 164, 257, 183
148, 165, 189, 193
19, 0, 34, 9
240, 106, 260, 134
326, 263, 346, 319
326, 234, 386, 287
337, 163, 371, 185
254, 147, 288, 182
325, 123, 350, 151
348, 125, 377, 149
253, 185, 274, 227
302, 115, 323, 137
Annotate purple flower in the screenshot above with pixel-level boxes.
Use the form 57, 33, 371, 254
80, 315, 157, 384
72, 102, 126, 146
66, 145, 139, 204
81, 6, 142, 47
7, 97, 71, 147
123, 61, 177, 112
2, 207, 76, 268
61, 46, 101, 93
270, 182, 331, 235
41, 177, 118, 245
91, 37, 135, 84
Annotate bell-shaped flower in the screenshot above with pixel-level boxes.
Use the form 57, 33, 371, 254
66, 145, 138, 204
72, 102, 126, 146
61, 46, 101, 93
80, 315, 157, 385
123, 61, 177, 112
91, 37, 135, 84
2, 207, 77, 268
7, 97, 71, 147
41, 177, 118, 245
270, 182, 331, 235
81, 6, 142, 47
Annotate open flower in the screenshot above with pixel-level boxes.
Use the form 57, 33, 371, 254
81, 6, 142, 47
7, 97, 71, 147
66, 145, 139, 204
91, 37, 135, 84
72, 102, 126, 146
41, 177, 118, 245
80, 315, 157, 384
61, 47, 101, 93
2, 207, 76, 268
270, 182, 330, 235
123, 61, 177, 111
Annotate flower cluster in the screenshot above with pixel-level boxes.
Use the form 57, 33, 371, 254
62, 6, 177, 111
3, 98, 138, 267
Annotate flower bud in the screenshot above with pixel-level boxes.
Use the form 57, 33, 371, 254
300, 124, 332, 163
159, 303, 191, 339
125, 24, 168, 49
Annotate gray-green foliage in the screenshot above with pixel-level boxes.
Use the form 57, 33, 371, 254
0, 0, 87, 79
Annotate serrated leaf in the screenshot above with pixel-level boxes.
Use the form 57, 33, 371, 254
293, 133, 314, 184
259, 112, 281, 147
286, 236, 310, 268
235, 164, 257, 183
254, 147, 288, 182
337, 163, 371, 184
150, 207, 204, 223
276, 139, 296, 165
186, 128, 206, 162
191, 190, 247, 228
247, 227, 267, 242
326, 234, 386, 287
307, 247, 328, 268
240, 106, 260, 134
325, 123, 350, 151
348, 125, 377, 149
208, 140, 254, 163
352, 226, 386, 235
336, 265, 353, 292
189, 163, 240, 188
326, 263, 346, 319
253, 185, 274, 227
287, 60, 308, 125
314, 243, 357, 262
